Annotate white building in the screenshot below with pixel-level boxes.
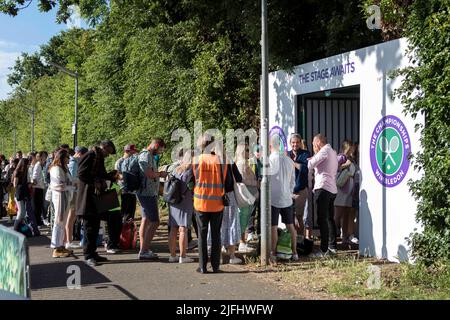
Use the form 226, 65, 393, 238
268, 38, 423, 262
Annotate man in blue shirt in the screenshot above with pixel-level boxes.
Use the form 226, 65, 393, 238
288, 134, 312, 240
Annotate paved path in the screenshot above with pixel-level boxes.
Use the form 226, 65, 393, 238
1, 217, 298, 300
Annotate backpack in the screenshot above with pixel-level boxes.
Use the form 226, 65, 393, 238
162, 174, 184, 204
120, 155, 141, 192
276, 228, 293, 260
296, 237, 314, 256
120, 219, 138, 250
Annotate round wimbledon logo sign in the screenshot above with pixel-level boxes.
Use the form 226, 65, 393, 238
370, 115, 411, 187
269, 126, 288, 153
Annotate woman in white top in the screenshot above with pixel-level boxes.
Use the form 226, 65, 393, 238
49, 149, 74, 258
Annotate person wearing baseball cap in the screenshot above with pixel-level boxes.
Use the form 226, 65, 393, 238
124, 144, 138, 154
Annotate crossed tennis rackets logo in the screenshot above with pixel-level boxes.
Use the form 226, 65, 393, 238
379, 136, 400, 166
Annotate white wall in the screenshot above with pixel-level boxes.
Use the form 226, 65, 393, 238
268, 38, 423, 262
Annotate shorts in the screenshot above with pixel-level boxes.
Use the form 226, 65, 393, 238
137, 195, 159, 222
271, 206, 294, 226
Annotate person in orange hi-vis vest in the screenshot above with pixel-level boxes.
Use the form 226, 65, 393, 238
192, 133, 229, 274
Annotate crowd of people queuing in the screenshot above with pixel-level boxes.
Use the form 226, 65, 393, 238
0, 132, 360, 272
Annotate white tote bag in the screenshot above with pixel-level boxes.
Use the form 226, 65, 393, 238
233, 175, 256, 208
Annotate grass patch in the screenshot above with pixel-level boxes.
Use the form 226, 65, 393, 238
245, 256, 450, 300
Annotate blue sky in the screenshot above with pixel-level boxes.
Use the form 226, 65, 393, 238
0, 1, 85, 100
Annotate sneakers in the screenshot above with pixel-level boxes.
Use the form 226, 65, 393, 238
52, 248, 70, 258
349, 235, 359, 244
310, 248, 337, 258
246, 232, 257, 242
238, 243, 254, 253
138, 251, 158, 260
85, 258, 98, 267
229, 256, 242, 264
188, 239, 198, 250
66, 242, 82, 250
106, 248, 120, 254
179, 256, 194, 263
291, 253, 299, 261
169, 255, 179, 263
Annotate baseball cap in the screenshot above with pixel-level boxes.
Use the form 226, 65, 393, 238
124, 144, 138, 153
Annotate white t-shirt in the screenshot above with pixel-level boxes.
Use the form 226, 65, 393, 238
269, 152, 295, 208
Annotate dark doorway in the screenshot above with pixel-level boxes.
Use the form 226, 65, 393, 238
297, 85, 360, 229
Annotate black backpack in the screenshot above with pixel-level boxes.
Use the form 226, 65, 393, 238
162, 174, 183, 204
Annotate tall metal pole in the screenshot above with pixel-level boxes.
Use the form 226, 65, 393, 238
73, 74, 78, 149
260, 0, 270, 266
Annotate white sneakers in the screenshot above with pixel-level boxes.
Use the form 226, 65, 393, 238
179, 256, 194, 263
65, 242, 82, 250
238, 243, 254, 253
246, 232, 257, 241
349, 235, 359, 244
169, 255, 179, 263
229, 256, 242, 264
138, 251, 158, 260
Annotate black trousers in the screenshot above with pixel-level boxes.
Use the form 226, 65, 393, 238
32, 188, 44, 226
101, 210, 123, 249
121, 193, 136, 221
187, 214, 199, 243
83, 214, 101, 260
195, 211, 223, 271
314, 189, 337, 252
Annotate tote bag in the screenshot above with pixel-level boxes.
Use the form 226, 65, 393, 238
233, 175, 256, 208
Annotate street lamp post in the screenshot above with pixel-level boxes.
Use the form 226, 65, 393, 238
47, 61, 79, 149
260, 0, 270, 266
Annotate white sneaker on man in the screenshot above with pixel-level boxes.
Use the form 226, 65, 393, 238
169, 255, 179, 263
179, 256, 194, 263
349, 235, 359, 244
229, 256, 242, 264
65, 242, 81, 250
291, 253, 299, 261
238, 243, 254, 253
246, 232, 257, 242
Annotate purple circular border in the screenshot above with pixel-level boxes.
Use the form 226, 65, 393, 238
370, 115, 411, 188
269, 126, 288, 152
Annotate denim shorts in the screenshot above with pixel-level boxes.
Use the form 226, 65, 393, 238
137, 195, 159, 222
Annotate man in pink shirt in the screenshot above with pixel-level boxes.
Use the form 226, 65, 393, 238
308, 134, 338, 256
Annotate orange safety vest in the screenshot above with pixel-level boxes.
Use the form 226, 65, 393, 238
193, 154, 228, 213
